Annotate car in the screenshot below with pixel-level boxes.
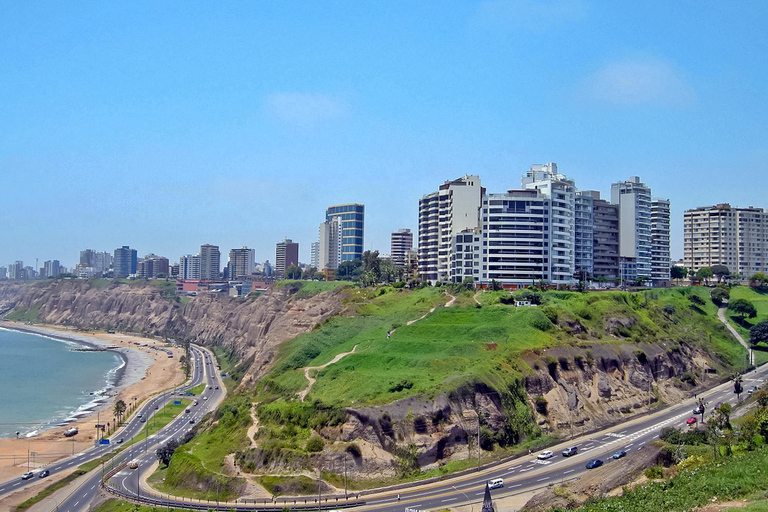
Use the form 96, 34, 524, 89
612, 450, 627, 459
137, 413, 143, 418
487, 478, 504, 489
140, 417, 147, 423
116, 438, 124, 444
537, 450, 554, 460
686, 417, 697, 425
155, 405, 158, 409
128, 461, 139, 469
38, 469, 50, 478
21, 471, 34, 480
693, 405, 704, 415
586, 459, 603, 469
562, 446, 578, 457
189, 419, 195, 424
748, 386, 758, 395
203, 396, 208, 400
215, 386, 219, 390
185, 409, 191, 414
208, 386, 212, 390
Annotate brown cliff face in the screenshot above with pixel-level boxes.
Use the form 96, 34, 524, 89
0, 280, 345, 383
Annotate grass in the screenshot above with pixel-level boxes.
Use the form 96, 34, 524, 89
727, 286, 768, 340
275, 280, 352, 298
116, 399, 191, 450
92, 498, 197, 511
5, 301, 42, 322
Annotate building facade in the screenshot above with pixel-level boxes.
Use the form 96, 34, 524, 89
318, 217, 341, 271
611, 177, 652, 280
275, 239, 299, 275
418, 175, 483, 284
574, 191, 595, 278
650, 199, 671, 286
179, 254, 201, 280
683, 204, 768, 277
113, 246, 137, 278
326, 204, 365, 262
227, 247, 255, 279
390, 229, 414, 267
199, 244, 221, 280
592, 197, 620, 280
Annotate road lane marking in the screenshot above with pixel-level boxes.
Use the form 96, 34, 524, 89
442, 498, 457, 502
564, 469, 574, 474
537, 477, 549, 482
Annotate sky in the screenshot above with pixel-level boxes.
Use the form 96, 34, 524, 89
2, 1, 767, 270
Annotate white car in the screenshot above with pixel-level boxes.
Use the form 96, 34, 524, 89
537, 450, 554, 460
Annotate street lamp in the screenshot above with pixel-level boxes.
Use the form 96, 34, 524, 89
452, 485, 474, 512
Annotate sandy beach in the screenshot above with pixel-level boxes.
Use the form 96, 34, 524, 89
0, 322, 187, 485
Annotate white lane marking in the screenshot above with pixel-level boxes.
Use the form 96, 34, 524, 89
563, 469, 574, 474
54, 466, 61, 470
537, 477, 549, 482
510, 484, 521, 488
74, 501, 79, 506
12, 482, 20, 487
442, 497, 457, 502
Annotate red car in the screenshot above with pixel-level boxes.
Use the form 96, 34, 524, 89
686, 417, 697, 425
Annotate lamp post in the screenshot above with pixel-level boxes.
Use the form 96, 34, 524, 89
452, 486, 473, 512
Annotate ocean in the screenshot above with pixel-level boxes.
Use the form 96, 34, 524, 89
0, 327, 124, 438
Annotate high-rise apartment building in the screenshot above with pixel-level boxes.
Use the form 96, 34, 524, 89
325, 204, 365, 262
574, 191, 596, 278
179, 254, 201, 279
611, 177, 652, 280
199, 244, 221, 280
310, 241, 320, 270
8, 261, 24, 280
592, 197, 620, 280
113, 246, 137, 278
418, 175, 483, 284
683, 204, 768, 277
318, 217, 341, 271
137, 254, 169, 279
390, 229, 413, 267
275, 239, 299, 275
651, 199, 671, 286
43, 260, 60, 279
227, 247, 255, 279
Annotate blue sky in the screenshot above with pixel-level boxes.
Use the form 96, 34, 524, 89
2, 1, 767, 269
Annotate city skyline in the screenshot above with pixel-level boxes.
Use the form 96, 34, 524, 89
3, 3, 767, 268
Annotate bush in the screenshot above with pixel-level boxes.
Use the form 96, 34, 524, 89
306, 435, 324, 453
645, 466, 663, 479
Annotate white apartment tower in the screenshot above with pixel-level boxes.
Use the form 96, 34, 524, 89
521, 163, 576, 284
390, 229, 414, 267
683, 204, 768, 277
650, 199, 671, 286
418, 175, 483, 284
199, 244, 221, 280
179, 254, 202, 279
318, 217, 342, 271
611, 176, 653, 280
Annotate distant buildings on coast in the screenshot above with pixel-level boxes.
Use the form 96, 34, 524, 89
4, 161, 768, 292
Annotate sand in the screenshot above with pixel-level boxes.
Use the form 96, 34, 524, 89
0, 323, 186, 485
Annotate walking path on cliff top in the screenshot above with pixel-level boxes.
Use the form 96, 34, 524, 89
718, 305, 754, 365
295, 291, 457, 401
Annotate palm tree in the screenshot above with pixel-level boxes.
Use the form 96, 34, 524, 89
113, 399, 126, 426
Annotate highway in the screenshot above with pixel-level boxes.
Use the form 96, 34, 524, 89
101, 361, 768, 512
0, 343, 223, 511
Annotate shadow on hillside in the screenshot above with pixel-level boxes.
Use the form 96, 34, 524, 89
728, 314, 755, 329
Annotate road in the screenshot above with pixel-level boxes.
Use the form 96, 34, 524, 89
0, 343, 223, 511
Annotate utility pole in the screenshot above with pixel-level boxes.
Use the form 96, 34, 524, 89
477, 422, 481, 470
343, 454, 347, 499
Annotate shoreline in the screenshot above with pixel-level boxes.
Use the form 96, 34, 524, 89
0, 322, 186, 483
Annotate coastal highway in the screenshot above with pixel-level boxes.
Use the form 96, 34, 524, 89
107, 362, 768, 512
0, 343, 222, 510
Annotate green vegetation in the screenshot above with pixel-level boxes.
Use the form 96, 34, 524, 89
187, 384, 206, 396
116, 399, 190, 450
5, 301, 43, 322
93, 498, 197, 512
275, 280, 351, 299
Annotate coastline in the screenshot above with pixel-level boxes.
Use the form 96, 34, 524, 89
0, 321, 186, 483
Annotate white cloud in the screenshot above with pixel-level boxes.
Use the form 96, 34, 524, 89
585, 58, 696, 107
266, 92, 348, 127
474, 0, 588, 31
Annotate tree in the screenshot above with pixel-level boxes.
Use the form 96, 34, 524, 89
696, 267, 713, 285
711, 265, 730, 283
362, 250, 381, 282
750, 272, 768, 287
670, 266, 687, 285
285, 264, 302, 280
379, 259, 403, 284
156, 439, 180, 467
302, 266, 317, 280
710, 286, 729, 306
336, 259, 363, 281
728, 298, 757, 322
750, 319, 768, 346
113, 399, 126, 426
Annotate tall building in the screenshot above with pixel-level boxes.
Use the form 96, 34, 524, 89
113, 246, 137, 278
310, 241, 320, 270
8, 261, 24, 279
80, 249, 96, 267
199, 244, 221, 280
228, 247, 255, 279
592, 197, 620, 280
0, 266, 6, 280
611, 177, 652, 280
179, 254, 201, 279
683, 204, 768, 277
521, 163, 576, 284
137, 254, 169, 279
275, 239, 299, 275
418, 175, 483, 284
651, 199, 671, 286
318, 217, 341, 271
43, 260, 60, 279
325, 203, 365, 262
390, 229, 414, 267
574, 191, 596, 278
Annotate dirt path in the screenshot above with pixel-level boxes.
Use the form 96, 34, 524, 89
405, 292, 456, 326
297, 345, 358, 402
718, 306, 753, 365
246, 403, 260, 448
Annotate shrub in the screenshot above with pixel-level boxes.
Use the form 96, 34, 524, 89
306, 435, 324, 453
645, 466, 663, 479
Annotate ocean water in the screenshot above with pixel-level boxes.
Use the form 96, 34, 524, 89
0, 327, 124, 438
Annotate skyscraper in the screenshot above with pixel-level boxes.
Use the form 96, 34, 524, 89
318, 217, 341, 271
275, 239, 299, 275
200, 244, 221, 280
390, 229, 413, 267
325, 203, 365, 262
179, 254, 201, 279
227, 247, 255, 279
651, 199, 671, 286
113, 246, 137, 278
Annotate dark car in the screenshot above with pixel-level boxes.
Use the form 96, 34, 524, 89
586, 459, 603, 469
693, 405, 704, 415
38, 469, 50, 478
612, 450, 627, 459
562, 446, 578, 457
189, 419, 195, 424
116, 438, 124, 444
